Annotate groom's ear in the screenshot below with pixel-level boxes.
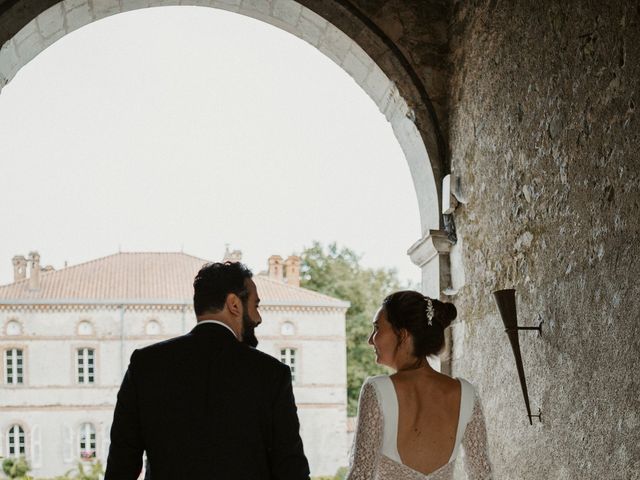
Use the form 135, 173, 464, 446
225, 293, 242, 316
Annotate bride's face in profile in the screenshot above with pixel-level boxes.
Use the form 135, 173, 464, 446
368, 308, 401, 368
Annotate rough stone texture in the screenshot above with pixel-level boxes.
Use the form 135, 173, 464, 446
448, 1, 640, 478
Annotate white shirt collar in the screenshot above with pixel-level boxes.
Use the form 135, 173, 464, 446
196, 320, 238, 340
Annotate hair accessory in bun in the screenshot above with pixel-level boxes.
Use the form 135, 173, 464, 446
424, 296, 434, 326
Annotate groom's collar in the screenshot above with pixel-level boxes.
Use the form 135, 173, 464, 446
193, 320, 238, 340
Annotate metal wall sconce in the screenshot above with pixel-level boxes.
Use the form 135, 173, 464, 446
493, 288, 543, 425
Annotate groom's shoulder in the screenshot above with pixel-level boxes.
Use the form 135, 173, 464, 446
128, 332, 195, 360
241, 345, 290, 373
128, 334, 288, 374
146, 332, 192, 350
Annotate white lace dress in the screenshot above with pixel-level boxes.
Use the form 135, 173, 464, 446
346, 375, 492, 480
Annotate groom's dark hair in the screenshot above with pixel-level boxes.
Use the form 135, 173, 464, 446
193, 261, 253, 316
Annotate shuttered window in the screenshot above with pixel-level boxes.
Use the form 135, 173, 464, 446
280, 348, 297, 383
4, 349, 24, 384
76, 348, 95, 384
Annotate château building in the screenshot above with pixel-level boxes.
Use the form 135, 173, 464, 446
0, 251, 348, 478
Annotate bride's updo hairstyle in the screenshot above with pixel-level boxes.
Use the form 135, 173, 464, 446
382, 291, 457, 357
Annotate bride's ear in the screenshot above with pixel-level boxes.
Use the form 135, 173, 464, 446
399, 328, 410, 344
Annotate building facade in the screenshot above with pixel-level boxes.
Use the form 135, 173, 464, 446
0, 251, 349, 478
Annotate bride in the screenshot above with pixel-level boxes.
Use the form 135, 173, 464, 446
346, 291, 492, 479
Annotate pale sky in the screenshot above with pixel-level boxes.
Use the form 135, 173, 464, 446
0, 6, 421, 287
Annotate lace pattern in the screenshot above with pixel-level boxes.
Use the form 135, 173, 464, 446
347, 381, 382, 479
347, 378, 493, 480
461, 392, 493, 479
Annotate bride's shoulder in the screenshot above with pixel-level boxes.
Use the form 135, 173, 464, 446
366, 374, 390, 382
454, 377, 481, 405
453, 376, 470, 384
358, 375, 392, 397
363, 374, 391, 388
455, 376, 477, 391
361, 375, 396, 401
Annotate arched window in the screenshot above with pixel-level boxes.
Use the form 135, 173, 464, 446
79, 423, 96, 460
77, 321, 93, 336
4, 349, 24, 384
6, 424, 25, 457
76, 348, 95, 384
281, 321, 295, 336
6, 320, 21, 336
280, 348, 297, 383
145, 320, 161, 335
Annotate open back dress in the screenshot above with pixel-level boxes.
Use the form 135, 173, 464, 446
346, 375, 492, 480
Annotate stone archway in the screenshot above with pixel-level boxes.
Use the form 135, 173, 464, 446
0, 0, 453, 297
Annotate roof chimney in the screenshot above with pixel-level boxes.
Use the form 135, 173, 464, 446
28, 251, 41, 291
12, 255, 27, 282
268, 255, 284, 282
223, 245, 243, 263
284, 255, 301, 287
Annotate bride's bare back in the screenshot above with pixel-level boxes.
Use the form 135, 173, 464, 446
391, 370, 462, 476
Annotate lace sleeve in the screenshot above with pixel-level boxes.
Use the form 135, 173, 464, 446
346, 380, 383, 480
461, 392, 493, 480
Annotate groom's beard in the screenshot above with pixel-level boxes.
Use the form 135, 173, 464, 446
242, 311, 259, 348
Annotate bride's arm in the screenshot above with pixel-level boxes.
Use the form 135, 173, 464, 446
461, 391, 493, 480
346, 379, 383, 480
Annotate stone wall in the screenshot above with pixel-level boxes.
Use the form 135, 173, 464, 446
448, 1, 640, 478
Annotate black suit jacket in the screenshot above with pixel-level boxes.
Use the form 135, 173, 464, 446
105, 323, 310, 480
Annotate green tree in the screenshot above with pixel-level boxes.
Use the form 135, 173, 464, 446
1, 456, 32, 480
44, 459, 104, 480
300, 241, 410, 416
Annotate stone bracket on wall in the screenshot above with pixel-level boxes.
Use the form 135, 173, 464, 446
407, 229, 454, 299
408, 229, 456, 375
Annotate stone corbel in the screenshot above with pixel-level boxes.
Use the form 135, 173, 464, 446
407, 229, 456, 374
407, 229, 455, 299
408, 229, 458, 375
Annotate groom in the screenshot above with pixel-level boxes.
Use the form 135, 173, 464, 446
104, 261, 310, 479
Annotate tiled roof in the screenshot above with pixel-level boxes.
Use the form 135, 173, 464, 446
0, 252, 349, 308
